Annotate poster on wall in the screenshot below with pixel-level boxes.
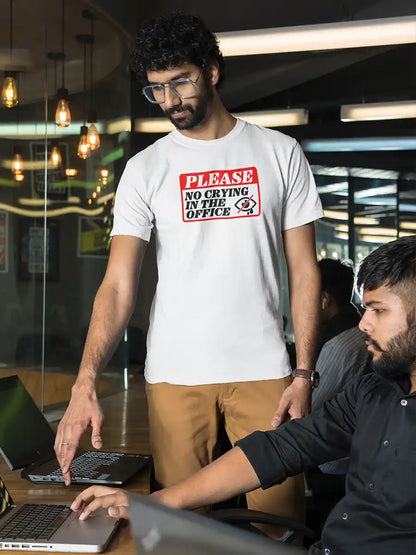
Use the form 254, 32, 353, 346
19, 219, 59, 281
0, 211, 8, 273
77, 217, 110, 258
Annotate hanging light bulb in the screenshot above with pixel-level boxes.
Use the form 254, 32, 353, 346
54, 1, 71, 128
100, 168, 108, 186
14, 171, 24, 182
2, 2, 18, 108
50, 141, 62, 168
65, 168, 78, 178
55, 88, 71, 127
87, 122, 100, 150
77, 125, 91, 159
84, 11, 100, 151
77, 33, 94, 160
2, 73, 18, 108
11, 146, 23, 173
96, 185, 101, 193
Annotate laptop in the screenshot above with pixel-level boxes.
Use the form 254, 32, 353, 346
0, 375, 151, 485
0, 475, 119, 552
130, 494, 305, 555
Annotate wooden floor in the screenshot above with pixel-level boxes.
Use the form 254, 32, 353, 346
0, 374, 151, 554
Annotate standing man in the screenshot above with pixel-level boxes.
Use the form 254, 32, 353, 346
55, 12, 323, 525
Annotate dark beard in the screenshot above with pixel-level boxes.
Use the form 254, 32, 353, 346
164, 74, 213, 130
371, 315, 416, 380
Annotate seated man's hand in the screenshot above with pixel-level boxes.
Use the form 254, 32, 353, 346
71, 486, 129, 520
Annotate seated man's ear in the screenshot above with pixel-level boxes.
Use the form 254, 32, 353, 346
321, 292, 329, 310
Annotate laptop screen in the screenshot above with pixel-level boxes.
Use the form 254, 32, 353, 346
129, 494, 303, 555
0, 477, 14, 517
0, 376, 55, 470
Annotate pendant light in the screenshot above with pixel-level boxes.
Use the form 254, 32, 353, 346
83, 10, 100, 150
77, 34, 93, 159
65, 168, 78, 178
11, 146, 23, 173
55, 0, 71, 127
1, 0, 18, 108
100, 168, 109, 186
50, 140, 62, 168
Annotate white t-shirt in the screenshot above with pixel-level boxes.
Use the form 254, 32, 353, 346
111, 119, 323, 385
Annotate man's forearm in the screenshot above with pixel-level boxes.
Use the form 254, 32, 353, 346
75, 281, 136, 389
151, 447, 260, 510
290, 271, 320, 370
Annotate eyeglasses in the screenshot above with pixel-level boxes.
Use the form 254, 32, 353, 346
142, 68, 204, 104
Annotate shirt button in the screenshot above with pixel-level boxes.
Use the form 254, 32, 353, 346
342, 512, 348, 520
383, 440, 390, 447
368, 482, 375, 490
401, 399, 408, 406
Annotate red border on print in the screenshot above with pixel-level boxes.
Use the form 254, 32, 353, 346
180, 166, 261, 223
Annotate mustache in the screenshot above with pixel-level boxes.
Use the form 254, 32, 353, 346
164, 104, 194, 116
366, 336, 384, 352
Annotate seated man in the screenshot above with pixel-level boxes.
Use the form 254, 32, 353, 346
308, 258, 371, 531
71, 236, 416, 555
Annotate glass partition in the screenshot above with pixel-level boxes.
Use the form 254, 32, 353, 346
314, 165, 415, 266
0, 1, 131, 409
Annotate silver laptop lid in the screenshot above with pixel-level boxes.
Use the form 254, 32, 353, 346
130, 494, 303, 555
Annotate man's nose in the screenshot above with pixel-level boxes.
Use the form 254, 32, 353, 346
359, 311, 371, 333
164, 86, 181, 108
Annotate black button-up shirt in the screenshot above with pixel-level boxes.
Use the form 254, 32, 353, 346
236, 373, 416, 554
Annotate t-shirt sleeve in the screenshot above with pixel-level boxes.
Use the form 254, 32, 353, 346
281, 141, 323, 230
110, 159, 154, 241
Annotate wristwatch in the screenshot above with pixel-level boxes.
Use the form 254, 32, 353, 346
291, 368, 320, 389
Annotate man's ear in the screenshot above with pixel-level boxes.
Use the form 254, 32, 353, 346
206, 62, 220, 86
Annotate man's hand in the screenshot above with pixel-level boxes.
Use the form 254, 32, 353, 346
271, 378, 311, 428
71, 486, 129, 520
54, 382, 103, 486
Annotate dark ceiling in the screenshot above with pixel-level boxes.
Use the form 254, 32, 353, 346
95, 0, 416, 114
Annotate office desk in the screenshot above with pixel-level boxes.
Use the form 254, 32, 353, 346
0, 374, 151, 554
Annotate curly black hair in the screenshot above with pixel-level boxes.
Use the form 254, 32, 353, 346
130, 12, 225, 87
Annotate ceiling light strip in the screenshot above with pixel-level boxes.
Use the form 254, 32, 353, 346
217, 15, 416, 56
134, 109, 309, 133
341, 100, 416, 122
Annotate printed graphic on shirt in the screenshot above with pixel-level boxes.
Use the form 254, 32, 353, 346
180, 167, 261, 222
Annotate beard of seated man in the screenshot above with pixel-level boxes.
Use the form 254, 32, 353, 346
368, 311, 416, 380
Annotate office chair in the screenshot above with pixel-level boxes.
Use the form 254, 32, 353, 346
210, 508, 316, 544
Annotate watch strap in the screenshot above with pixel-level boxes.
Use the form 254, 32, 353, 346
292, 368, 313, 380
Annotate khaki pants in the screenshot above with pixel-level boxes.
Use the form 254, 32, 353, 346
146, 377, 305, 529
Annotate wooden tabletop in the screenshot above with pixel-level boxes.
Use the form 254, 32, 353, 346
0, 374, 151, 554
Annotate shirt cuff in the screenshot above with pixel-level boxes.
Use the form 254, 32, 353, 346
235, 431, 287, 490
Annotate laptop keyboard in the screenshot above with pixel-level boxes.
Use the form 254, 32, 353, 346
0, 504, 71, 541
49, 451, 124, 479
